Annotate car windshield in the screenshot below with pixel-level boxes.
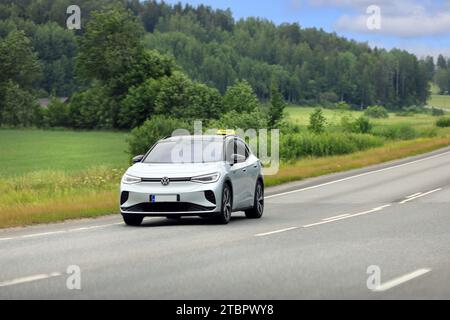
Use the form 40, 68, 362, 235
143, 138, 224, 163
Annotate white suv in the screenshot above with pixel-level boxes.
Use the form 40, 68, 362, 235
120, 135, 264, 226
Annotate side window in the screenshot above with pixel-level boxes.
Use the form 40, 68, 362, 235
236, 140, 247, 161
225, 140, 234, 163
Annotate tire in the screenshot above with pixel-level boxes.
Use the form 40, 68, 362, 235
215, 183, 232, 224
245, 180, 264, 219
122, 213, 144, 226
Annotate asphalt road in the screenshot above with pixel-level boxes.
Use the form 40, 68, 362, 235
2, 147, 450, 300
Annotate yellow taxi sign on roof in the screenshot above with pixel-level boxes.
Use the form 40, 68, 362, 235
216, 129, 236, 136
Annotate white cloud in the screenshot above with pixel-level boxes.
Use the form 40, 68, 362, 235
308, 0, 450, 38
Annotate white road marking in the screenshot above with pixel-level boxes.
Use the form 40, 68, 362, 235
399, 189, 442, 204
406, 192, 422, 199
21, 231, 67, 238
0, 222, 124, 242
265, 150, 450, 200
372, 268, 431, 292
0, 272, 62, 288
255, 204, 392, 236
303, 205, 392, 228
322, 214, 351, 221
255, 227, 299, 237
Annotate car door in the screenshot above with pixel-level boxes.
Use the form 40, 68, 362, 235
235, 139, 255, 208
244, 143, 260, 206
226, 139, 247, 209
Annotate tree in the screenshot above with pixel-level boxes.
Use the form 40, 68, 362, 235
118, 78, 161, 129
223, 80, 259, 113
0, 30, 41, 89
308, 108, 327, 134
76, 7, 144, 83
33, 22, 78, 96
68, 83, 118, 129
435, 69, 450, 95
0, 81, 40, 127
437, 54, 447, 70
268, 83, 286, 127
127, 116, 190, 156
0, 30, 42, 126
185, 83, 223, 120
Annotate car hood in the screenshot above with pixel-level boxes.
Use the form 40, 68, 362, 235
126, 162, 224, 179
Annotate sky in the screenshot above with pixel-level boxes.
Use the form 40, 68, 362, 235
163, 0, 450, 59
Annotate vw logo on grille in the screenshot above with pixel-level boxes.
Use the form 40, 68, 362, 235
161, 177, 170, 186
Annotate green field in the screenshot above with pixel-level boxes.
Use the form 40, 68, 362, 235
285, 105, 440, 129
0, 129, 129, 177
429, 95, 450, 109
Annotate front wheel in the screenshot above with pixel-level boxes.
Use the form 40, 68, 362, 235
215, 183, 232, 224
122, 213, 144, 226
245, 180, 264, 219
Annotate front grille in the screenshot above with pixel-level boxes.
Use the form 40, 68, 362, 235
122, 202, 215, 213
141, 177, 191, 183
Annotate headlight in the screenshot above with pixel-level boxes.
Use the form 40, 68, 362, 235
191, 172, 221, 184
122, 174, 141, 184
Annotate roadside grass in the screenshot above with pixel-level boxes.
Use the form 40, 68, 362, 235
0, 129, 129, 177
265, 136, 450, 187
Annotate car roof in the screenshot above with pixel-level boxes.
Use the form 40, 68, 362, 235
162, 135, 238, 142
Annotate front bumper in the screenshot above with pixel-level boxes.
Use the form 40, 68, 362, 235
120, 180, 222, 216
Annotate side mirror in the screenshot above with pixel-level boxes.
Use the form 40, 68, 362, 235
132, 155, 144, 164
228, 154, 246, 165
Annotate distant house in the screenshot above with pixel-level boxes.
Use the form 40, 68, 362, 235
38, 97, 69, 108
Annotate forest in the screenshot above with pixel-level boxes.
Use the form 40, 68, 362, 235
0, 0, 443, 130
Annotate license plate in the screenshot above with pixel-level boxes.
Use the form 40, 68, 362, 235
150, 195, 178, 203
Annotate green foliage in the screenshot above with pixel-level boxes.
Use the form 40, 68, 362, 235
308, 108, 327, 134
223, 80, 260, 113
372, 124, 418, 140
68, 84, 118, 129
211, 110, 268, 131
76, 7, 145, 83
119, 78, 161, 129
153, 71, 192, 116
41, 98, 71, 128
342, 115, 372, 134
127, 116, 190, 156
435, 68, 450, 95
0, 30, 42, 88
396, 105, 428, 116
336, 101, 351, 111
280, 132, 383, 160
0, 81, 40, 127
185, 82, 223, 119
436, 117, 450, 128
0, 0, 432, 110
268, 83, 286, 127
431, 107, 445, 117
33, 22, 78, 96
364, 106, 389, 119
0, 30, 42, 127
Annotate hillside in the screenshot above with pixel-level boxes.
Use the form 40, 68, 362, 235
0, 0, 431, 108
